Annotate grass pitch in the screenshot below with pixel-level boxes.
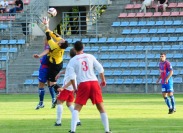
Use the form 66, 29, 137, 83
0, 94, 183, 133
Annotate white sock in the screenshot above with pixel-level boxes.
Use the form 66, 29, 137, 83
100, 113, 109, 132
69, 105, 80, 123
56, 104, 63, 124
71, 110, 78, 132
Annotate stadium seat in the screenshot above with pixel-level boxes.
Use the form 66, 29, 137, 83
171, 45, 180, 50
170, 12, 180, 17
136, 54, 145, 59
144, 45, 153, 50
9, 48, 18, 53
177, 2, 183, 8
115, 38, 124, 43
127, 13, 136, 18
173, 53, 182, 58
141, 37, 151, 42
82, 38, 89, 43
24, 79, 33, 85
175, 28, 183, 33
0, 48, 9, 52
8, 40, 17, 45
120, 62, 130, 68
123, 38, 133, 43
89, 38, 98, 43
173, 70, 179, 75
144, 12, 153, 17
150, 37, 159, 42
159, 37, 168, 42
121, 70, 131, 75
173, 77, 182, 83
0, 40, 8, 45
0, 56, 7, 61
131, 70, 141, 75
129, 21, 138, 27
129, 62, 138, 67
111, 22, 120, 27
100, 54, 110, 60
32, 71, 39, 76
118, 13, 128, 18
135, 45, 144, 51
161, 12, 170, 17
153, 12, 161, 17
143, 78, 153, 84
131, 29, 140, 34
164, 21, 173, 26
90, 46, 99, 52
176, 62, 183, 67
106, 79, 115, 85
138, 21, 146, 26
133, 4, 141, 9
139, 29, 148, 34
17, 39, 25, 45
138, 62, 146, 67
136, 12, 144, 18
123, 78, 133, 84
140, 70, 150, 76
168, 37, 178, 42
125, 4, 134, 9
166, 28, 175, 33
108, 46, 117, 51
72, 38, 80, 43
103, 62, 111, 67
149, 70, 159, 75
0, 24, 8, 30
66, 38, 72, 44
125, 46, 135, 51
168, 3, 177, 8
157, 28, 166, 34
152, 45, 162, 50
105, 70, 113, 76
98, 38, 107, 43
118, 54, 127, 59
148, 29, 157, 34
111, 62, 121, 67
120, 22, 129, 27
155, 20, 164, 26
133, 78, 143, 84
122, 29, 131, 34
114, 79, 124, 84
178, 36, 183, 42
146, 21, 155, 26
161, 45, 171, 51
173, 20, 182, 25
112, 70, 122, 76
148, 62, 158, 67
106, 38, 115, 43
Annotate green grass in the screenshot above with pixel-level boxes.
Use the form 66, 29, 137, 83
0, 94, 183, 133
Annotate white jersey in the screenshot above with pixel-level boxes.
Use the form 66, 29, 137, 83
62, 64, 77, 91
68, 53, 104, 84
0, 1, 8, 7
143, 0, 152, 6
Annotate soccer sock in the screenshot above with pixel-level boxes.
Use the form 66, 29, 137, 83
69, 105, 80, 123
170, 95, 176, 109
100, 113, 110, 132
71, 110, 78, 132
39, 88, 45, 105
56, 104, 63, 124
48, 86, 55, 102
164, 97, 171, 109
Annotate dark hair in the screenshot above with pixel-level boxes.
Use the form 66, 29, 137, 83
70, 48, 76, 58
160, 52, 166, 56
74, 41, 83, 52
60, 41, 68, 49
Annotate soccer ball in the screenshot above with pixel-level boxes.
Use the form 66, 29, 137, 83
47, 8, 57, 17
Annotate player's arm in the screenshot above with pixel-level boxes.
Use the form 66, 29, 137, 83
166, 70, 173, 82
55, 70, 65, 80
45, 30, 58, 50
57, 81, 72, 91
92, 55, 106, 87
156, 75, 161, 84
33, 49, 49, 58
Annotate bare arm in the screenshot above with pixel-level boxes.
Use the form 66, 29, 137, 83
33, 49, 49, 58
165, 70, 173, 83
156, 75, 161, 84
99, 73, 106, 87
57, 81, 72, 91
71, 79, 77, 92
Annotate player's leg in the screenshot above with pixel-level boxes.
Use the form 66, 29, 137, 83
90, 81, 110, 133
167, 84, 176, 113
163, 3, 167, 12
70, 104, 83, 132
70, 82, 90, 132
55, 99, 64, 126
35, 82, 45, 110
66, 93, 81, 126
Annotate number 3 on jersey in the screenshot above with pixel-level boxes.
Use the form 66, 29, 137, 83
82, 61, 88, 71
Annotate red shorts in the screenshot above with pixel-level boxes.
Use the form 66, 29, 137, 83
75, 81, 103, 105
57, 89, 74, 102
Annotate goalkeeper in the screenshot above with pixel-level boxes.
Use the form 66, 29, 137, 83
42, 17, 68, 108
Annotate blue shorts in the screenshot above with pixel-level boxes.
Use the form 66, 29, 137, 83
161, 84, 174, 93
38, 68, 48, 83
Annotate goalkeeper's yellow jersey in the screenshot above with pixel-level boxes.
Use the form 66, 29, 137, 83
45, 30, 65, 64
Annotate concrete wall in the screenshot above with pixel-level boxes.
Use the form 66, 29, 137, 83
49, 0, 112, 7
